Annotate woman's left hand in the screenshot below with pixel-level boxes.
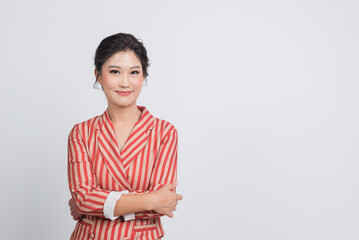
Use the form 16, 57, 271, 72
68, 198, 82, 220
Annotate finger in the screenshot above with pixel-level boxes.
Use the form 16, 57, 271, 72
163, 182, 177, 191
176, 194, 183, 200
73, 212, 81, 220
168, 211, 174, 218
71, 209, 76, 216
71, 206, 78, 213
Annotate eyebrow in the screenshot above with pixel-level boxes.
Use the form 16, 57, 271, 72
108, 65, 141, 69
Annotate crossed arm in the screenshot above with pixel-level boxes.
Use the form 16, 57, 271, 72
67, 124, 183, 221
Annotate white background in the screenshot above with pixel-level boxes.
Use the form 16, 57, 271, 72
1, 0, 358, 239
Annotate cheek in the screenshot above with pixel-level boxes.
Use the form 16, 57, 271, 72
102, 77, 117, 89
134, 78, 144, 90
135, 82, 143, 89
134, 84, 143, 95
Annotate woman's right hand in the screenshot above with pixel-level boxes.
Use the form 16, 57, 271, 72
68, 198, 83, 221
149, 182, 183, 218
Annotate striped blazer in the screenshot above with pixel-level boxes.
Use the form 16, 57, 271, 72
67, 105, 178, 240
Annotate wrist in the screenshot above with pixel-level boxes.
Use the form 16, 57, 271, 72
145, 193, 155, 211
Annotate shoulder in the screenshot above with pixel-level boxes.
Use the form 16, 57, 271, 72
154, 117, 178, 142
68, 114, 102, 136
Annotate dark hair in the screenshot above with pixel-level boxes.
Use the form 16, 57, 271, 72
94, 33, 150, 83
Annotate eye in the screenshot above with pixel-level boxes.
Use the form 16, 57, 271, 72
131, 70, 140, 75
110, 70, 120, 74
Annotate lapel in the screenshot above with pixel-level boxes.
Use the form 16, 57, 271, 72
96, 105, 155, 190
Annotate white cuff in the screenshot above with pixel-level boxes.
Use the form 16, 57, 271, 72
123, 212, 135, 221
103, 190, 128, 220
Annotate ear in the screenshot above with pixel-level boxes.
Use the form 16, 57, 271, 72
94, 69, 102, 84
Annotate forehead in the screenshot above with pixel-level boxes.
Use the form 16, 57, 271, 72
104, 50, 141, 67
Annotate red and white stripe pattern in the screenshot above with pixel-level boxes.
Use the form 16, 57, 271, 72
68, 105, 178, 240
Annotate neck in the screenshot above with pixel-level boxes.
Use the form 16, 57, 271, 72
107, 103, 142, 124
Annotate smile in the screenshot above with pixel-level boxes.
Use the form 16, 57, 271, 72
116, 91, 132, 96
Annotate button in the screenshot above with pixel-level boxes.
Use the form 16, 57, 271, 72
89, 233, 95, 238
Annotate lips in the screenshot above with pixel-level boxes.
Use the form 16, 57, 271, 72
116, 91, 132, 96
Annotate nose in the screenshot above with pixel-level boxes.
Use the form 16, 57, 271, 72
119, 73, 130, 87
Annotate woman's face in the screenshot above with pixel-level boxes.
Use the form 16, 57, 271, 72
96, 50, 145, 108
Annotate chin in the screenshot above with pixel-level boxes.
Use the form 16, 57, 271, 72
112, 100, 137, 108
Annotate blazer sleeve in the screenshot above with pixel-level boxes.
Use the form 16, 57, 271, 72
67, 124, 110, 218
129, 126, 179, 220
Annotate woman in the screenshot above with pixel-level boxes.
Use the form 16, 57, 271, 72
67, 33, 183, 240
